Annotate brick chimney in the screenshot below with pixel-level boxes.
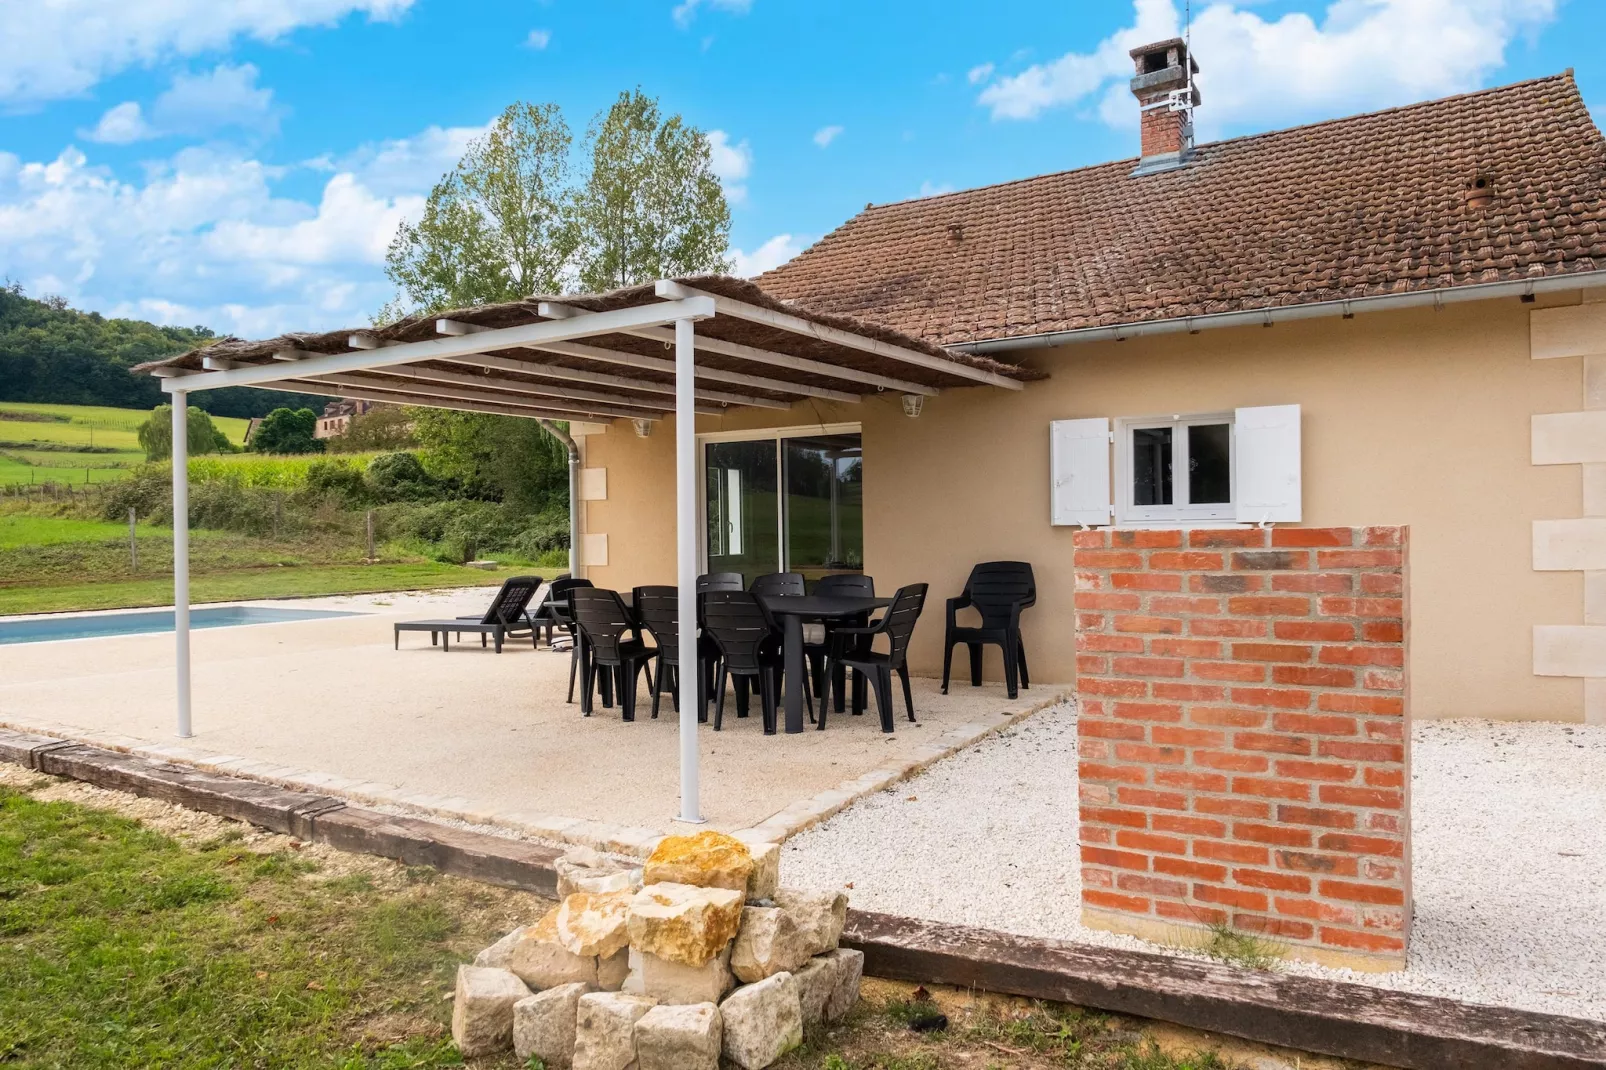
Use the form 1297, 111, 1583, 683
1129, 38, 1200, 175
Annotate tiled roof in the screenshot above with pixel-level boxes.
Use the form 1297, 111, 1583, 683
759, 73, 1606, 347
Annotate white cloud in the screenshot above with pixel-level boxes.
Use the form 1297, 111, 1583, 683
0, 0, 415, 105
977, 0, 1558, 134
82, 102, 151, 145
730, 234, 803, 277
0, 140, 428, 336
672, 0, 753, 29
526, 28, 551, 49
326, 121, 487, 197
706, 129, 752, 205
966, 62, 995, 85
86, 64, 277, 144
812, 124, 844, 148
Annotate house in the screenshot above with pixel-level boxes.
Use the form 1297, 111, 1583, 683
314, 398, 376, 439
578, 44, 1606, 724
141, 42, 1606, 726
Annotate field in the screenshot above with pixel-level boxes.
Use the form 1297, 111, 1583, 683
0, 402, 251, 490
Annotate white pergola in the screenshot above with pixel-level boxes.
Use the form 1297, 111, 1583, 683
145, 276, 1027, 823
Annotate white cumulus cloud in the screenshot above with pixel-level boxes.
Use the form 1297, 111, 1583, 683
0, 0, 415, 104
977, 0, 1558, 136
84, 64, 277, 144
966, 62, 995, 85
813, 124, 844, 148
731, 234, 804, 277
706, 129, 752, 205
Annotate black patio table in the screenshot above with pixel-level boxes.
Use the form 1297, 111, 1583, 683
757, 593, 891, 734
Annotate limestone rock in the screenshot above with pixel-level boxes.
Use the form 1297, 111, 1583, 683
643, 831, 753, 892
621, 948, 644, 995
627, 882, 744, 967
821, 948, 864, 1022
638, 947, 733, 1005
558, 857, 645, 898
474, 925, 526, 969
774, 887, 847, 956
746, 842, 780, 901
573, 992, 656, 1070
635, 1002, 722, 1070
509, 908, 599, 989
513, 981, 590, 1068
720, 971, 803, 1070
596, 947, 630, 991
791, 954, 840, 1025
557, 890, 635, 959
730, 907, 809, 983
451, 964, 530, 1057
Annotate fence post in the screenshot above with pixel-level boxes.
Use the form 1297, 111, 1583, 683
366, 510, 375, 563
129, 508, 138, 572
273, 495, 282, 539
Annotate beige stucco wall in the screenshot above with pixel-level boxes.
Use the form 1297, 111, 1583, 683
580, 294, 1585, 722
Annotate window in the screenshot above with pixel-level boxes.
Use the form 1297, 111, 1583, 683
1116, 413, 1235, 523
702, 426, 862, 582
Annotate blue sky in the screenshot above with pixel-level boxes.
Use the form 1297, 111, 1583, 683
0, 0, 1600, 337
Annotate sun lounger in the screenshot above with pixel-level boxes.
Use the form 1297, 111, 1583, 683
393, 575, 542, 653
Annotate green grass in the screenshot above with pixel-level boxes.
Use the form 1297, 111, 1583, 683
0, 514, 137, 550
185, 452, 384, 489
0, 403, 251, 490
0, 563, 530, 615
0, 782, 537, 1068
0, 401, 250, 445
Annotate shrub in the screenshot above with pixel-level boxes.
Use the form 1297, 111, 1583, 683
250, 408, 324, 454
364, 452, 444, 502
302, 458, 370, 506
136, 405, 236, 461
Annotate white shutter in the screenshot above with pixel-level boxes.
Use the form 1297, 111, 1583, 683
1234, 404, 1302, 523
1050, 418, 1111, 526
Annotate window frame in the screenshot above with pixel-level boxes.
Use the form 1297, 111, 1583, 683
696, 422, 862, 573
1114, 412, 1236, 525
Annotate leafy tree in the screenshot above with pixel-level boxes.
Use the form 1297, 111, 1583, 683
325, 406, 418, 453
0, 284, 328, 418
136, 404, 237, 461
250, 408, 324, 455
410, 409, 565, 513
574, 89, 733, 291
383, 102, 577, 316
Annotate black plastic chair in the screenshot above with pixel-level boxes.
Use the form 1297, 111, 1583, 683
571, 587, 657, 721
702, 591, 803, 734
538, 577, 597, 704
806, 574, 875, 713
633, 585, 718, 722
941, 561, 1035, 699
749, 572, 805, 597
393, 575, 542, 653
697, 572, 745, 593
831, 583, 929, 732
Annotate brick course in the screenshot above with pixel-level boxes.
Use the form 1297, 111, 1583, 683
1075, 526, 1410, 969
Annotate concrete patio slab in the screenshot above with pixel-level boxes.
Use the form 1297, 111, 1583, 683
0, 588, 1061, 851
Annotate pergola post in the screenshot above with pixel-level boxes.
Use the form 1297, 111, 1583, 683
171, 392, 192, 738
675, 317, 702, 823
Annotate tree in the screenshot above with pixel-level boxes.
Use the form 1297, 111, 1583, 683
136, 404, 237, 461
574, 89, 733, 291
250, 408, 324, 454
326, 406, 418, 453
410, 409, 565, 513
384, 103, 577, 316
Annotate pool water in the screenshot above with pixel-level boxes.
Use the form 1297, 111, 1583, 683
0, 606, 359, 645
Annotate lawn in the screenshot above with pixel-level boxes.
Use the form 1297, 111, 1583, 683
0, 402, 250, 490
0, 770, 1290, 1070
0, 563, 529, 616
0, 513, 134, 549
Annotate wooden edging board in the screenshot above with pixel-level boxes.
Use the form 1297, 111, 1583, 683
2, 726, 1603, 1070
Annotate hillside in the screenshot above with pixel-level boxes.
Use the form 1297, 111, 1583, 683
0, 284, 327, 419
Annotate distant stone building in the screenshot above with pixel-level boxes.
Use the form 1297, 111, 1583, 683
314, 398, 375, 439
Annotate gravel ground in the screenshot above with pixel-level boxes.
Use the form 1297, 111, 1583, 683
782, 703, 1606, 1023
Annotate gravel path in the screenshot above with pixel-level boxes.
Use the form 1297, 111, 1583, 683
783, 703, 1606, 1023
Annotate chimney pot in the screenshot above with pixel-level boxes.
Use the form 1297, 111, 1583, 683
1129, 38, 1200, 175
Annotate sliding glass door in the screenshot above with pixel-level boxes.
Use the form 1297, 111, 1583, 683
703, 427, 862, 584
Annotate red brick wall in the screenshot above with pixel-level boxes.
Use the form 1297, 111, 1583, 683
1073, 526, 1410, 968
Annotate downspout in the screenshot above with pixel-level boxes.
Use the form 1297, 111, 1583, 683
539, 419, 582, 578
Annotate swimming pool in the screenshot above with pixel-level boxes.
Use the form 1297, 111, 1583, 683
0, 606, 360, 645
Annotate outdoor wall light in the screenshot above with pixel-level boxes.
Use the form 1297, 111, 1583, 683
631, 418, 654, 438
901, 394, 925, 418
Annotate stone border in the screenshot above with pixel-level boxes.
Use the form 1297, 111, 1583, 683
0, 689, 1064, 856
4, 724, 1605, 1069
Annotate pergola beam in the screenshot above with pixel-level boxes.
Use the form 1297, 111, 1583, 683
538, 302, 938, 397
319, 364, 723, 416
260, 379, 627, 424
528, 335, 859, 405
160, 296, 715, 394
654, 281, 1025, 391
287, 372, 658, 422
